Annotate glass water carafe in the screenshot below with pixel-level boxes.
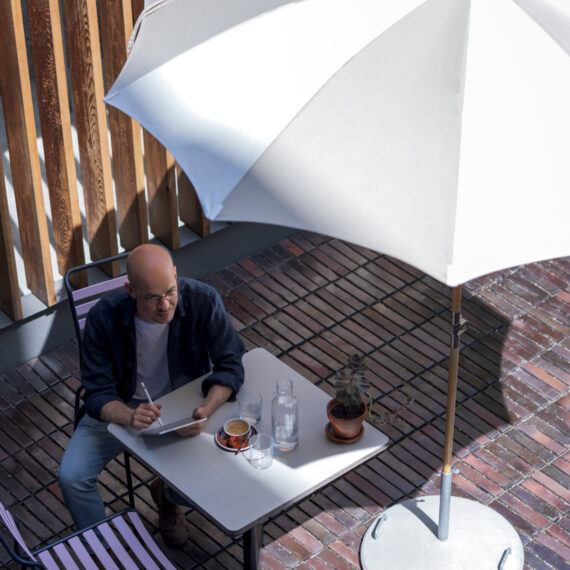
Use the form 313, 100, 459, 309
271, 378, 298, 451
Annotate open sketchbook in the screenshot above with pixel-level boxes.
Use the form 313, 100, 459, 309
142, 416, 207, 436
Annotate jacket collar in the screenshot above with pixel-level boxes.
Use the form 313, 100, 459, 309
119, 294, 137, 327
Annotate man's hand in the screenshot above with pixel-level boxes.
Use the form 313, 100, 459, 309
132, 402, 163, 430
176, 384, 233, 437
176, 405, 208, 436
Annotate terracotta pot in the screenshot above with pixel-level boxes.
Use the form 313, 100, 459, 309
326, 398, 367, 442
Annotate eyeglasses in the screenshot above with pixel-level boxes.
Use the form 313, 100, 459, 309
140, 286, 179, 305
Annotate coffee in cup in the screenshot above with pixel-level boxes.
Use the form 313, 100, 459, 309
223, 418, 250, 448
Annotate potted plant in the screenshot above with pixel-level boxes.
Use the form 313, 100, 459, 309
326, 354, 371, 443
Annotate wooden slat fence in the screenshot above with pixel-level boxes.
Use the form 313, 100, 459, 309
0, 0, 210, 321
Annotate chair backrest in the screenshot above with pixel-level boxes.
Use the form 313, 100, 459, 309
1, 502, 176, 570
64, 253, 130, 426
64, 253, 130, 353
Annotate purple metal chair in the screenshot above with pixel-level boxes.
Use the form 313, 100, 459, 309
63, 252, 135, 507
0, 501, 176, 569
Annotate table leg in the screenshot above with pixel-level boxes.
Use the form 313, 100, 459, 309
243, 523, 263, 570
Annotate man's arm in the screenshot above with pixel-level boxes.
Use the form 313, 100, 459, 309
101, 400, 162, 430
80, 293, 137, 420
200, 288, 245, 396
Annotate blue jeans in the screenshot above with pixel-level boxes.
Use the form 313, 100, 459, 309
59, 412, 190, 530
58, 414, 125, 530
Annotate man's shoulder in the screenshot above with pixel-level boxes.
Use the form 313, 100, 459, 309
98, 287, 130, 307
88, 287, 132, 322
178, 277, 218, 298
176, 278, 223, 318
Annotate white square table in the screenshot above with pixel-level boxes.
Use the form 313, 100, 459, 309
108, 348, 389, 568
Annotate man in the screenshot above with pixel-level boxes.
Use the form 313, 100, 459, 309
59, 244, 245, 546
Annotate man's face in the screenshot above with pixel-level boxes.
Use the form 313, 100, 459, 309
126, 266, 179, 324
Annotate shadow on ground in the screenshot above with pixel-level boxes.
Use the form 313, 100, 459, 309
1, 232, 568, 569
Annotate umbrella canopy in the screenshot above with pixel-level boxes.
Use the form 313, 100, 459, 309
105, 0, 570, 287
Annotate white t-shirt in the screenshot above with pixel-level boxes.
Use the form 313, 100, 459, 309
132, 316, 171, 400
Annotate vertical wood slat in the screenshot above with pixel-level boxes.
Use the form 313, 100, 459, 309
131, 0, 179, 251
178, 168, 211, 237
62, 0, 119, 275
27, 0, 86, 289
143, 133, 180, 250
132, 0, 210, 242
0, 0, 56, 306
99, 0, 148, 252
0, 144, 23, 321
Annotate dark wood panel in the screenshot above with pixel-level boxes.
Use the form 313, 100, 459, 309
0, 0, 56, 305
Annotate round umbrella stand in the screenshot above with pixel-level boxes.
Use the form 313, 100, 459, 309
360, 496, 523, 569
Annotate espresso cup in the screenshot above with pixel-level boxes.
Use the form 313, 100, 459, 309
223, 418, 251, 448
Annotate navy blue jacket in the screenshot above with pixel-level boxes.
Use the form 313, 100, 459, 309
81, 277, 245, 420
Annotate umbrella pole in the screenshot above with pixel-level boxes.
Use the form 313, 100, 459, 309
360, 284, 523, 568
361, 288, 523, 567
438, 285, 465, 541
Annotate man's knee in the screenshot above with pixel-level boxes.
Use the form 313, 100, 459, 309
58, 449, 95, 491
58, 456, 77, 489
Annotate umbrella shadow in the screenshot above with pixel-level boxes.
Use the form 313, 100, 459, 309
354, 261, 512, 451
401, 497, 438, 537
232, 239, 515, 549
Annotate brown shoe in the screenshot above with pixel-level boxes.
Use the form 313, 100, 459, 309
150, 478, 189, 547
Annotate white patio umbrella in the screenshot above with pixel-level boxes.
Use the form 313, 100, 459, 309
105, 0, 570, 567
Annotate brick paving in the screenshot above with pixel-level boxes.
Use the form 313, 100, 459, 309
0, 231, 568, 569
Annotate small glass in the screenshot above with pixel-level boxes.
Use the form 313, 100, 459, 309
237, 390, 263, 425
246, 434, 274, 469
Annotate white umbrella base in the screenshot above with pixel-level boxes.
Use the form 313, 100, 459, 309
360, 496, 523, 570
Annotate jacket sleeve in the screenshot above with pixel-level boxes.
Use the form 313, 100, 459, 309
81, 302, 128, 420
200, 288, 245, 398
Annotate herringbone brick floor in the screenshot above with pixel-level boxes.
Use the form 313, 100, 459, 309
0, 232, 568, 569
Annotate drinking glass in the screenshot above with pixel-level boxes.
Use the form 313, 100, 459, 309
238, 390, 262, 425
246, 434, 274, 469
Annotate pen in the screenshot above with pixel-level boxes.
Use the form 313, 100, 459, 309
140, 382, 164, 427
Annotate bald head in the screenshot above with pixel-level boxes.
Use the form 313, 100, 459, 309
125, 245, 179, 323
127, 244, 174, 289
